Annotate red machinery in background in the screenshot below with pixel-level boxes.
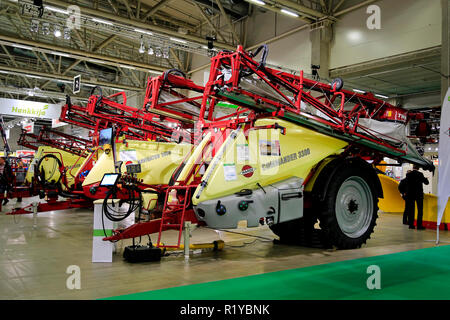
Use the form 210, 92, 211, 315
7, 126, 97, 215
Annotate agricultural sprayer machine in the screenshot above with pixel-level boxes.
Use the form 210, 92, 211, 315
91, 45, 433, 258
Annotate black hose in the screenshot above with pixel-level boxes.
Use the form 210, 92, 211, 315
36, 154, 63, 186
90, 85, 103, 97
102, 185, 142, 222
251, 44, 268, 69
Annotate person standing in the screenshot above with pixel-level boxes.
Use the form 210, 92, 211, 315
14, 159, 26, 202
403, 165, 429, 230
0, 157, 13, 205
398, 170, 411, 225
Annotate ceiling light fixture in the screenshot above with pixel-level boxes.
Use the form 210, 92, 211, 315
12, 44, 33, 50
139, 36, 145, 54
63, 27, 71, 40
134, 28, 153, 35
120, 65, 136, 70
148, 46, 154, 55
91, 18, 114, 26
89, 59, 105, 64
46, 6, 68, 14
26, 75, 42, 79
42, 22, 50, 35
54, 25, 62, 38
375, 94, 389, 99
353, 89, 366, 94
170, 37, 187, 44
248, 0, 265, 5
50, 51, 71, 57
280, 8, 299, 17
30, 19, 39, 33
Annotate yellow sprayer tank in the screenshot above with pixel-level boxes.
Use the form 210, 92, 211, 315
25, 146, 86, 188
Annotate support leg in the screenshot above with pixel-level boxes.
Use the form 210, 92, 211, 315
184, 221, 191, 259
32, 202, 38, 229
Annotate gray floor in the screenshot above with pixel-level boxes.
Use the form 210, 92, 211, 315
0, 196, 448, 300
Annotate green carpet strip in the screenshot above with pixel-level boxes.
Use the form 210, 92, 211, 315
105, 245, 450, 300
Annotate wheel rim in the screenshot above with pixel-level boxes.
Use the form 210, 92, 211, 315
335, 176, 373, 238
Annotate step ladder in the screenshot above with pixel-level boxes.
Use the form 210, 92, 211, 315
156, 185, 193, 249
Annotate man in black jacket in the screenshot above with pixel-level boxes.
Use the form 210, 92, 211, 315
402, 165, 429, 230
0, 156, 13, 205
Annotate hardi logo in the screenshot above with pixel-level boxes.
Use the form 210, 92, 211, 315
240, 165, 255, 178
11, 104, 48, 117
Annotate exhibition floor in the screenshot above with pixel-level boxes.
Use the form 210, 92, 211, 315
109, 245, 450, 300
1, 197, 449, 300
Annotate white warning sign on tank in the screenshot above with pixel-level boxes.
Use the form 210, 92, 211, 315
120, 150, 137, 161
237, 143, 250, 162
223, 163, 237, 181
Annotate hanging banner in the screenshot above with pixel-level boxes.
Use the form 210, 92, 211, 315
0, 98, 62, 119
52, 118, 67, 128
437, 88, 450, 228
22, 121, 34, 133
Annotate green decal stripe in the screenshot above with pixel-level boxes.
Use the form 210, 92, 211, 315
93, 229, 113, 237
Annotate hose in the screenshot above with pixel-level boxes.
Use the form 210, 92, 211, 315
36, 154, 63, 186
102, 185, 142, 222
250, 44, 268, 69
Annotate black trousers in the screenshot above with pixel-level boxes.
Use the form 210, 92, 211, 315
405, 197, 424, 228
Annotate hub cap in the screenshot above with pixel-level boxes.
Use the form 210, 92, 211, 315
335, 176, 373, 238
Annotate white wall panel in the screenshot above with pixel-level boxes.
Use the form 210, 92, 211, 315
330, 0, 442, 69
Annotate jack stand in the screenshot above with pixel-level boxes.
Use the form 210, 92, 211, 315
183, 221, 197, 259
32, 202, 38, 229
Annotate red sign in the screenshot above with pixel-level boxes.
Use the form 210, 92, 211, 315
240, 165, 255, 178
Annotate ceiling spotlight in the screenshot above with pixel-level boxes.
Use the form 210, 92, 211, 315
42, 22, 50, 35
148, 46, 154, 55
12, 44, 33, 50
163, 48, 169, 59
139, 37, 145, 54
280, 8, 299, 17
63, 27, 71, 40
54, 25, 62, 37
169, 37, 187, 44
134, 28, 153, 36
91, 18, 114, 26
248, 0, 265, 5
206, 36, 216, 50
30, 19, 39, 33
155, 47, 162, 58
46, 6, 68, 14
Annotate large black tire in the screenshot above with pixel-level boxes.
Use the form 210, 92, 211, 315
317, 163, 379, 249
269, 213, 327, 248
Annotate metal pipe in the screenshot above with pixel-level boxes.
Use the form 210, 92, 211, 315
0, 35, 165, 73
0, 65, 143, 91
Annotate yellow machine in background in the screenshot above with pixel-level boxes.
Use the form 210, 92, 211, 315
83, 140, 191, 208
25, 146, 87, 188
378, 174, 405, 213
378, 173, 450, 225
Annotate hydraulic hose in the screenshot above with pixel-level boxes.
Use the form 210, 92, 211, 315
251, 44, 269, 69
102, 185, 142, 222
